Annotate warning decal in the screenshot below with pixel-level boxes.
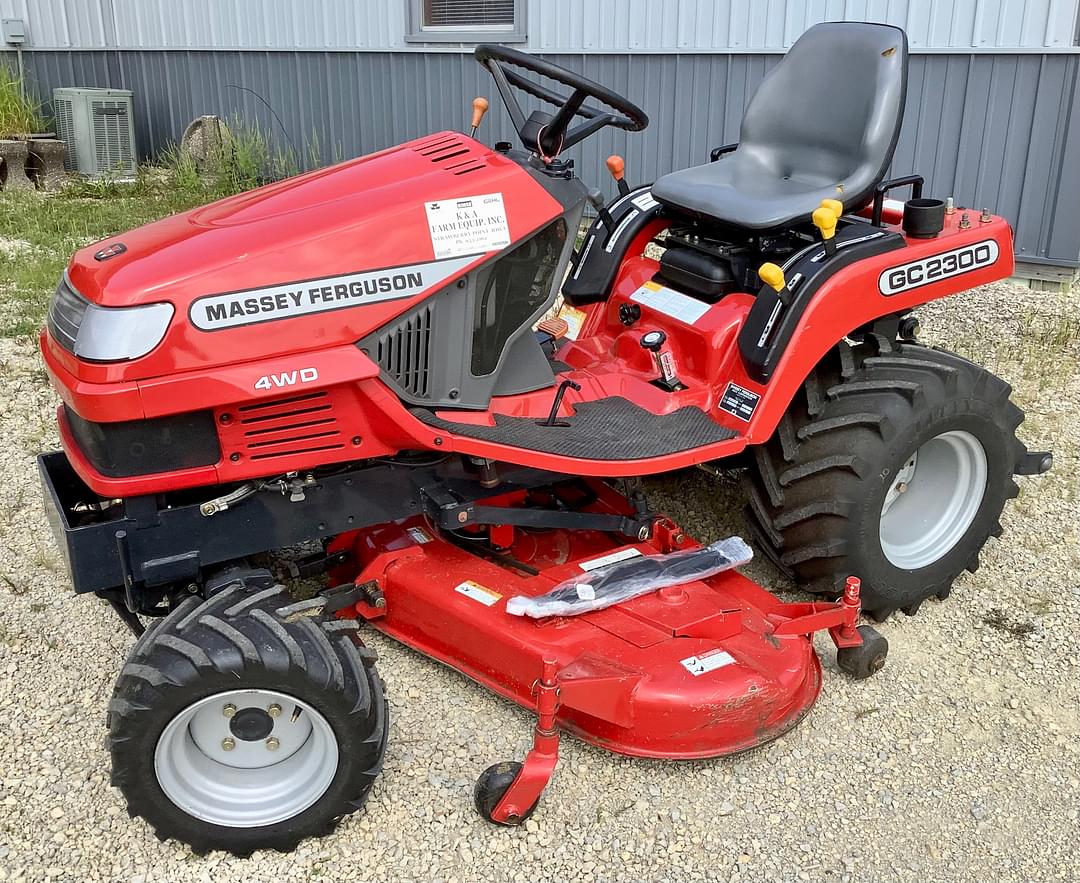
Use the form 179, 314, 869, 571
557, 303, 587, 341
680, 648, 736, 676
454, 580, 502, 607
406, 526, 432, 545
630, 280, 711, 325
425, 192, 511, 259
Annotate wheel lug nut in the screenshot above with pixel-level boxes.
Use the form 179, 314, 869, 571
221, 737, 236, 752
267, 704, 282, 718
222, 704, 237, 718
266, 737, 280, 751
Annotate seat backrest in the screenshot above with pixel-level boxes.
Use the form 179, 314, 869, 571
738, 22, 907, 209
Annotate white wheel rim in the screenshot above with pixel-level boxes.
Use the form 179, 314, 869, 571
879, 430, 988, 570
154, 688, 339, 828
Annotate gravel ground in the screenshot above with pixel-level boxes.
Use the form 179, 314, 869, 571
0, 279, 1076, 883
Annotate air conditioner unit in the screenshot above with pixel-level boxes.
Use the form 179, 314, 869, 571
52, 87, 137, 178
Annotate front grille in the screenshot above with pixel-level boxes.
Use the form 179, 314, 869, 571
47, 277, 89, 355
236, 391, 346, 461
373, 304, 434, 399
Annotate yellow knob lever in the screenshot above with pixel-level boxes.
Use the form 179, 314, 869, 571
820, 198, 843, 218
812, 206, 838, 241
758, 262, 786, 292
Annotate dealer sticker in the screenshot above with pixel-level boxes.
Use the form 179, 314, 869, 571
718, 382, 760, 422
680, 648, 736, 676
425, 192, 511, 259
454, 580, 502, 607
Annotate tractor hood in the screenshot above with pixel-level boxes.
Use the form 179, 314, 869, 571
53, 132, 564, 381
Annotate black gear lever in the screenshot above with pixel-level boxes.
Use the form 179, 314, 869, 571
641, 331, 683, 392
538, 379, 581, 428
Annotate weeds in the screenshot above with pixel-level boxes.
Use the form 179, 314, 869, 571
983, 607, 1037, 639
0, 64, 47, 138
158, 115, 303, 202
0, 115, 326, 337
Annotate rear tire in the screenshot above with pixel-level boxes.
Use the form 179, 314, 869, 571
744, 335, 1026, 620
107, 578, 388, 856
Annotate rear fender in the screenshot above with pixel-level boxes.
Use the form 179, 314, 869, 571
738, 217, 1014, 445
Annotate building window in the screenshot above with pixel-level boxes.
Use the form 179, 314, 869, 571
406, 0, 526, 43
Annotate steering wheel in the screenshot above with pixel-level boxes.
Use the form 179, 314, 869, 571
475, 44, 648, 159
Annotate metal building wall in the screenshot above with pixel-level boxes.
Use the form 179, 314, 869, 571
3, 1, 1080, 267
3, 0, 1077, 51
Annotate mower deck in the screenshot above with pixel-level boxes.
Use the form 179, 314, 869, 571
327, 479, 850, 760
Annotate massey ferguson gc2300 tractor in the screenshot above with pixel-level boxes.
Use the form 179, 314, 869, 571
37, 23, 1051, 854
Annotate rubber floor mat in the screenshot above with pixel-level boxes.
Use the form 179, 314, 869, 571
411, 396, 737, 461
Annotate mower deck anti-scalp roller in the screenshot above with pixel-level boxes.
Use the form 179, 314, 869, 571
36, 21, 1048, 856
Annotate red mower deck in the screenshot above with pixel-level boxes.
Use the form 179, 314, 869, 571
328, 479, 867, 821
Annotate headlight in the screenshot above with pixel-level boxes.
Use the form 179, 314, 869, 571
47, 275, 174, 362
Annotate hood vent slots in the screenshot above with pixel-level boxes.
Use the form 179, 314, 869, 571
374, 304, 434, 399
413, 134, 488, 175
236, 391, 345, 460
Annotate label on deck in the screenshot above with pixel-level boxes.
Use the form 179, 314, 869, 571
454, 580, 502, 607
630, 280, 711, 325
406, 526, 432, 544
579, 547, 643, 572
680, 649, 736, 676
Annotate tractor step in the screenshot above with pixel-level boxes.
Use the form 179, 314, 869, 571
412, 396, 737, 461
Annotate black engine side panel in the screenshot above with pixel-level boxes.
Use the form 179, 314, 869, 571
562, 186, 663, 305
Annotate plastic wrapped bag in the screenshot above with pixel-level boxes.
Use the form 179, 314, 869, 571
505, 537, 753, 619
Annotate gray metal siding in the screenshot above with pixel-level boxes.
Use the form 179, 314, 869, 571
15, 47, 1080, 264
3, 0, 1078, 51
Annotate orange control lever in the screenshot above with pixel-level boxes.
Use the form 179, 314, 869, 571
606, 154, 630, 196
470, 97, 489, 136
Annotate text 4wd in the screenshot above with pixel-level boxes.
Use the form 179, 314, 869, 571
254, 367, 318, 390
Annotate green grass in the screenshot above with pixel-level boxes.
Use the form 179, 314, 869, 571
0, 64, 48, 137
0, 118, 314, 337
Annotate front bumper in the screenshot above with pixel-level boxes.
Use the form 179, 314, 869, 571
37, 448, 572, 597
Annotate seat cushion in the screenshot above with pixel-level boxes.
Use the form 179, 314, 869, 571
652, 22, 907, 231
653, 152, 853, 230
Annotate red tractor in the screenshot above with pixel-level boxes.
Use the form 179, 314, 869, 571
38, 23, 1049, 855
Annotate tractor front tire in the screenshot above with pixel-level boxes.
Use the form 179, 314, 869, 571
107, 579, 388, 856
745, 336, 1027, 620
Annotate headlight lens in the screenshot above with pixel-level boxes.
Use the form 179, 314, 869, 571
47, 275, 174, 362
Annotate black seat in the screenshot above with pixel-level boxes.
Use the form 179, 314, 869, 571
651, 22, 907, 231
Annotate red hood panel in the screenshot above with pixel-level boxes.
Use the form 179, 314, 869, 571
60, 133, 562, 382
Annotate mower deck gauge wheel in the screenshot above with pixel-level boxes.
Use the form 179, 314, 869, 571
474, 761, 539, 825
837, 625, 889, 679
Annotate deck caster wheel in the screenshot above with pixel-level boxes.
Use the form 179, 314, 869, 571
474, 761, 538, 825
837, 625, 888, 679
